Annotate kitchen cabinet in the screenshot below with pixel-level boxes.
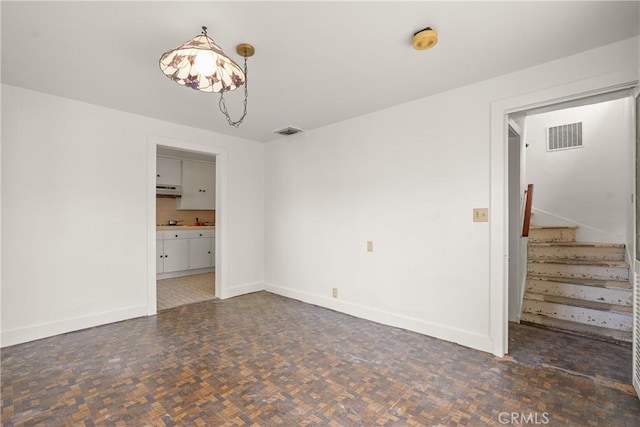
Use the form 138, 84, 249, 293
156, 156, 182, 186
156, 239, 163, 273
177, 160, 215, 210
188, 236, 214, 269
157, 237, 189, 273
156, 229, 215, 276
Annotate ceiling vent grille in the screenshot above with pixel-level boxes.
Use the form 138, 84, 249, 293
274, 126, 304, 136
547, 122, 583, 151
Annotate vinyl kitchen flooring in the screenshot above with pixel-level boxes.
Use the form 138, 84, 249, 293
2, 292, 639, 426
156, 272, 215, 311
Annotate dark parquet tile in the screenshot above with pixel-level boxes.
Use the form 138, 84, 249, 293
2, 291, 639, 426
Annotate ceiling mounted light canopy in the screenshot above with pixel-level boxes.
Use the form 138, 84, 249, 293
159, 26, 255, 127
412, 27, 438, 50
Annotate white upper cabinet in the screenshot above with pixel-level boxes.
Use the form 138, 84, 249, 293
156, 156, 182, 186
177, 160, 215, 210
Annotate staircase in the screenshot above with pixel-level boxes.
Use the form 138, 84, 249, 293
521, 225, 633, 343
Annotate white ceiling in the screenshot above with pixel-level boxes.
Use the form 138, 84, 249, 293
2, 1, 638, 142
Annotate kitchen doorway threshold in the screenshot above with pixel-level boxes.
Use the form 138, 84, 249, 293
157, 272, 215, 311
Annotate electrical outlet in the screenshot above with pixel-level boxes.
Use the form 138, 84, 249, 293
332, 288, 338, 298
473, 208, 489, 222
366, 241, 373, 252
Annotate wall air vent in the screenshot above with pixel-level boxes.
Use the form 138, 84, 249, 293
274, 126, 304, 136
547, 122, 583, 151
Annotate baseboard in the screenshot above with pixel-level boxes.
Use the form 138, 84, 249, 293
220, 281, 265, 299
0, 304, 148, 348
264, 283, 493, 353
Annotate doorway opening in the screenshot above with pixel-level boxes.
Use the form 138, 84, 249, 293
490, 72, 638, 357
147, 136, 227, 315
156, 145, 217, 310
506, 90, 636, 365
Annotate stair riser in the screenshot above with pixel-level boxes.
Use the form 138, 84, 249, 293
522, 299, 632, 331
526, 280, 632, 306
520, 313, 632, 343
528, 246, 625, 261
528, 228, 576, 242
528, 263, 629, 281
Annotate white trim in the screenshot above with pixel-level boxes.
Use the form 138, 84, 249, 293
265, 283, 493, 353
148, 136, 229, 315
508, 118, 522, 136
490, 69, 639, 357
147, 142, 158, 314
0, 305, 147, 348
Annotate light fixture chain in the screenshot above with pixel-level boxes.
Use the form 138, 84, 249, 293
219, 55, 249, 128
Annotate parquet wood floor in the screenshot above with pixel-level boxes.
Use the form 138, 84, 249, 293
2, 291, 639, 426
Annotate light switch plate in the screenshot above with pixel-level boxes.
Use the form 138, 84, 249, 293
366, 241, 373, 252
473, 208, 489, 222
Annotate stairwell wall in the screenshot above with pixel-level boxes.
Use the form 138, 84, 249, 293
525, 98, 634, 249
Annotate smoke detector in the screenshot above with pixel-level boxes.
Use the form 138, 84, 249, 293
412, 27, 438, 50
274, 126, 304, 136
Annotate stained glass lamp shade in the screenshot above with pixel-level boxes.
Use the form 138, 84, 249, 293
159, 29, 245, 94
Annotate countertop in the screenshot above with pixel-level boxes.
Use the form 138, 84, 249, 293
156, 225, 215, 231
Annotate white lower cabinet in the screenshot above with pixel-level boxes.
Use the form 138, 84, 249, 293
163, 239, 190, 272
156, 230, 215, 276
156, 239, 163, 273
189, 237, 214, 269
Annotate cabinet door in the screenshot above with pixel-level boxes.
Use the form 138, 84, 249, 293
156, 157, 182, 185
162, 239, 189, 272
156, 240, 164, 273
189, 238, 213, 269
201, 162, 216, 209
178, 159, 201, 209
177, 160, 215, 210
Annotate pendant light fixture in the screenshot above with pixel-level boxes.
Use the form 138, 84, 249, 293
159, 26, 255, 127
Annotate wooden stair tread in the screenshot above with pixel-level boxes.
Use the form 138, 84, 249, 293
523, 293, 632, 313
528, 258, 628, 267
520, 313, 632, 343
527, 276, 632, 289
523, 229, 630, 342
528, 242, 625, 248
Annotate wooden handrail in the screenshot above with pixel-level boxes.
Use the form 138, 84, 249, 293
522, 184, 534, 237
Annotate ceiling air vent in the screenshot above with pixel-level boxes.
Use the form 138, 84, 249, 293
547, 122, 583, 151
274, 126, 304, 136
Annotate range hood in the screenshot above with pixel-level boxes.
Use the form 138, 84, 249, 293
156, 184, 182, 197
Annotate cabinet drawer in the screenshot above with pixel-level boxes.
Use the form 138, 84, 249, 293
162, 230, 191, 239
162, 230, 213, 239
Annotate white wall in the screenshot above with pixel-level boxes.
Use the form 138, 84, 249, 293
1, 84, 264, 346
264, 37, 639, 353
525, 98, 634, 244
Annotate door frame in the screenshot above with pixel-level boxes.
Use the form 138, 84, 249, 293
507, 121, 523, 323
634, 90, 640, 399
489, 69, 638, 356
147, 136, 229, 315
